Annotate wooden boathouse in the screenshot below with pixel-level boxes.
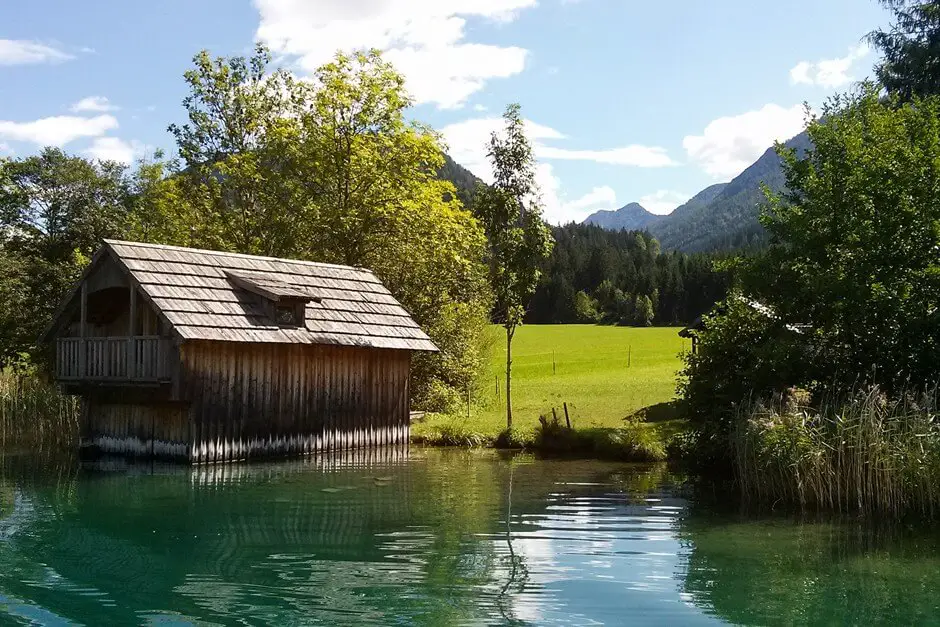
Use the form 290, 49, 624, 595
41, 240, 438, 462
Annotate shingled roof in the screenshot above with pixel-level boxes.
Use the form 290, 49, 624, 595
100, 240, 438, 352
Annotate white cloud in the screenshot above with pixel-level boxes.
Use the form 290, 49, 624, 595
790, 44, 869, 88
0, 39, 72, 65
638, 190, 690, 215
441, 114, 675, 222
70, 96, 119, 113
473, 104, 488, 112
0, 143, 12, 156
83, 137, 146, 164
440, 115, 675, 178
535, 163, 618, 224
253, 0, 535, 108
683, 104, 806, 179
0, 115, 118, 147
565, 185, 617, 213
538, 144, 676, 167
440, 116, 566, 180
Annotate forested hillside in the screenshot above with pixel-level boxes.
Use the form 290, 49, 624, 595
581, 131, 813, 254
438, 153, 482, 208
649, 131, 812, 252
527, 223, 730, 325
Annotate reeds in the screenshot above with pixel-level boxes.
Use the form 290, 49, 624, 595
0, 370, 79, 452
733, 386, 940, 517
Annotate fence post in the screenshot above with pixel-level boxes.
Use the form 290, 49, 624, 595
127, 286, 137, 380
78, 282, 87, 379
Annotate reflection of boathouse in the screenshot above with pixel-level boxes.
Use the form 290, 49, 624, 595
41, 240, 437, 462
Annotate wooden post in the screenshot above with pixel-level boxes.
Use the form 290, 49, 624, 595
564, 402, 571, 430
467, 384, 471, 419
128, 286, 137, 380
79, 282, 87, 379
552, 406, 558, 425
552, 350, 556, 375
628, 345, 632, 368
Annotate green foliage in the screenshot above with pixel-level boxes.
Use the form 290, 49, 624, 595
870, 0, 940, 100
527, 223, 731, 326
680, 88, 940, 485
533, 414, 666, 462
473, 104, 554, 428
633, 294, 654, 327
0, 148, 131, 366
475, 104, 554, 332
679, 294, 812, 434
756, 88, 940, 393
572, 291, 600, 323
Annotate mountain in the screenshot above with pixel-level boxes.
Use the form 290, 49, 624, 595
647, 130, 812, 252
438, 153, 483, 209
581, 130, 812, 253
583, 202, 661, 231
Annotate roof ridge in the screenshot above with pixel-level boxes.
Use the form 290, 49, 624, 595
104, 239, 370, 273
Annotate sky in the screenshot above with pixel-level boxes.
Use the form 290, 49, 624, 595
0, 0, 891, 224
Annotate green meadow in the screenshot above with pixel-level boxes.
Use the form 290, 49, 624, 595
414, 325, 690, 443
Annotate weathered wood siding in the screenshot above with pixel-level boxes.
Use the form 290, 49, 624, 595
82, 400, 189, 459
181, 340, 411, 463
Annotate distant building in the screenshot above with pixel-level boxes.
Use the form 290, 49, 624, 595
42, 240, 437, 462
679, 296, 809, 354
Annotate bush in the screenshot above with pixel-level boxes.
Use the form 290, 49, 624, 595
678, 294, 814, 442
532, 413, 666, 462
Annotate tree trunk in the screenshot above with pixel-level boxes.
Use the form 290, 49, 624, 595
506, 325, 513, 431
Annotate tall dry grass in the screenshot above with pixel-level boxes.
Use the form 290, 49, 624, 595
0, 371, 79, 452
734, 387, 940, 517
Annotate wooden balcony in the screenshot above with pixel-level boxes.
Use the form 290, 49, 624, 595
56, 336, 170, 383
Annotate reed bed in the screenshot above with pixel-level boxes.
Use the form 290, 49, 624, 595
0, 371, 79, 452
734, 387, 940, 517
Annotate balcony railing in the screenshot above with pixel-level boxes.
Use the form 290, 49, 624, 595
56, 336, 170, 382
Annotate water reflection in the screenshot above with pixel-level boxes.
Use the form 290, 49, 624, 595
0, 449, 938, 625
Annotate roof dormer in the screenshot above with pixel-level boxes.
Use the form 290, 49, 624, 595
224, 271, 320, 328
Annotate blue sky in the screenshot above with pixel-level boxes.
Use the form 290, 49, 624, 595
1, 0, 889, 223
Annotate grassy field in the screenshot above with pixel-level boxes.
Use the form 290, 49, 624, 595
413, 324, 690, 444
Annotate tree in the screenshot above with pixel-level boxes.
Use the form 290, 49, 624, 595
168, 44, 298, 255
752, 87, 940, 391
634, 294, 654, 327
870, 0, 940, 99
573, 290, 600, 323
474, 104, 554, 430
0, 148, 131, 364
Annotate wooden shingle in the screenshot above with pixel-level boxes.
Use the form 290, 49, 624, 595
104, 240, 438, 352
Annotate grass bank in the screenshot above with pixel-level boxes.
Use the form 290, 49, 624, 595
412, 324, 689, 459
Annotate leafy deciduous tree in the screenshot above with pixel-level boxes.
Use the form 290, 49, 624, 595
474, 104, 554, 430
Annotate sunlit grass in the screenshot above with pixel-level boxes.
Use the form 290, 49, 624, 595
412, 324, 690, 446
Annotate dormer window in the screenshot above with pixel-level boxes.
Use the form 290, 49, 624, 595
275, 304, 300, 327
224, 271, 319, 328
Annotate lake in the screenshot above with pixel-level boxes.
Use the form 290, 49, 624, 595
0, 448, 939, 626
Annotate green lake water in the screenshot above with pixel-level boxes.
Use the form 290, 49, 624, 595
0, 448, 939, 626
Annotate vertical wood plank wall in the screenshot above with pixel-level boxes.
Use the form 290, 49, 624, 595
181, 341, 411, 463
82, 400, 189, 459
